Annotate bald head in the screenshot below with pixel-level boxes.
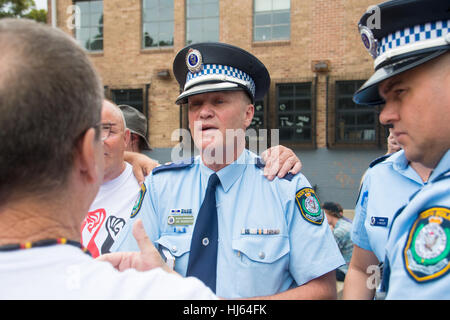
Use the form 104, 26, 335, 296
101, 100, 130, 182
103, 99, 127, 132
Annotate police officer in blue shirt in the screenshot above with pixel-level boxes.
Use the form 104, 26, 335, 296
346, 0, 450, 299
346, 150, 436, 299
112, 42, 344, 299
382, 170, 450, 299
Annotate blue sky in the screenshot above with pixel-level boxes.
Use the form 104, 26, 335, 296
35, 0, 47, 10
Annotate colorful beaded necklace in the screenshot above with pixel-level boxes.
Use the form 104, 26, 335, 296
0, 238, 91, 256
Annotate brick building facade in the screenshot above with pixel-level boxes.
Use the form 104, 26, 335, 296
49, 0, 387, 208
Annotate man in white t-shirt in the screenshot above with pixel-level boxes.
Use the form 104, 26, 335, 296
81, 100, 144, 257
0, 19, 217, 300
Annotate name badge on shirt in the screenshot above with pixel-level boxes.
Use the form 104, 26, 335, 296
167, 215, 194, 226
167, 209, 194, 233
370, 216, 389, 227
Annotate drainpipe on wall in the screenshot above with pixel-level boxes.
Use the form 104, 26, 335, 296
51, 0, 57, 28
325, 75, 329, 148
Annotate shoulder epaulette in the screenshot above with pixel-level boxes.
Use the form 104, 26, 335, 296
369, 154, 391, 168
255, 157, 295, 181
152, 157, 195, 174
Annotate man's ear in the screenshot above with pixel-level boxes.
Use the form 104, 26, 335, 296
124, 128, 131, 148
243, 103, 255, 129
75, 127, 103, 185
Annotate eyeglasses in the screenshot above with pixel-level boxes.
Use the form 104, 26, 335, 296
93, 122, 114, 141
100, 123, 113, 141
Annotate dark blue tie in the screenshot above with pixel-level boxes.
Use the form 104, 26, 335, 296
186, 173, 220, 292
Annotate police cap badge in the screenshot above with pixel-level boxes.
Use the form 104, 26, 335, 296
353, 0, 450, 106
173, 42, 270, 105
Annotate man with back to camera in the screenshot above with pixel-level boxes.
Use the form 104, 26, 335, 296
344, 0, 450, 299
0, 18, 218, 299
111, 42, 345, 299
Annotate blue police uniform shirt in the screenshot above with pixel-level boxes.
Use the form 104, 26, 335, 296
383, 150, 450, 299
352, 150, 427, 261
112, 149, 344, 298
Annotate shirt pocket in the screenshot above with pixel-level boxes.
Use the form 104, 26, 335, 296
156, 234, 191, 275
232, 235, 290, 264
231, 235, 291, 296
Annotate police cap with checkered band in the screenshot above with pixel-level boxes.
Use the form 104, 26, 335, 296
353, 0, 450, 106
173, 42, 270, 105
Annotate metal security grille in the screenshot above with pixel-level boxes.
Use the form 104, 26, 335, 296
276, 82, 313, 142
250, 99, 265, 131
111, 89, 144, 114
335, 80, 377, 143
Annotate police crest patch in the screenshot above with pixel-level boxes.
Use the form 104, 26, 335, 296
130, 183, 147, 218
404, 207, 450, 283
295, 187, 323, 225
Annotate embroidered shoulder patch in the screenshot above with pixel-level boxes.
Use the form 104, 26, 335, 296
130, 183, 147, 218
404, 207, 450, 283
295, 187, 323, 225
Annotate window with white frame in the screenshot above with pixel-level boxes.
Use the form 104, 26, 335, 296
142, 0, 174, 48
186, 0, 219, 44
253, 0, 290, 42
75, 0, 103, 51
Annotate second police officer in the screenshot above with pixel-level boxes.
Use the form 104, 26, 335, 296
345, 0, 450, 299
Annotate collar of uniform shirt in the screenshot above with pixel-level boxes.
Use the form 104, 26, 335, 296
199, 149, 248, 193
429, 150, 450, 181
391, 149, 409, 171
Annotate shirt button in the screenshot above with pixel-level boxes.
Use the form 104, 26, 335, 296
259, 251, 265, 259
202, 237, 209, 246
171, 246, 178, 253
